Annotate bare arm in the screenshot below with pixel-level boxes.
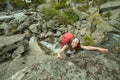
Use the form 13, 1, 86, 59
56, 45, 67, 59
81, 45, 108, 52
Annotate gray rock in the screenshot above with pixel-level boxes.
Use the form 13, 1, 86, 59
88, 7, 99, 14
73, 7, 89, 20
9, 20, 18, 28
17, 21, 30, 31
47, 20, 55, 28
36, 4, 50, 12
101, 32, 120, 51
96, 21, 114, 32
107, 20, 120, 31
67, 24, 74, 32
10, 51, 120, 80
74, 21, 81, 29
29, 22, 40, 33
0, 22, 10, 35
40, 32, 46, 39
46, 31, 54, 37
0, 15, 14, 21
0, 41, 24, 56
13, 12, 27, 22
42, 22, 48, 32
36, 13, 43, 21
91, 30, 105, 44
81, 20, 87, 24
0, 22, 9, 30
55, 31, 61, 37
0, 34, 25, 49
110, 9, 120, 20
12, 46, 24, 58
80, 27, 91, 36
58, 25, 68, 33
100, 1, 120, 13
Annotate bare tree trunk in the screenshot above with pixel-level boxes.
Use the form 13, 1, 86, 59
23, 0, 28, 9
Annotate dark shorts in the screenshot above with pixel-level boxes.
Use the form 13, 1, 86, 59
65, 53, 72, 57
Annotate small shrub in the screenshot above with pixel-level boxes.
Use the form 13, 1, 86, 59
32, 0, 46, 4
77, 4, 89, 12
72, 0, 89, 4
42, 7, 57, 20
113, 42, 120, 53
12, 0, 25, 8
56, 8, 79, 24
88, 13, 103, 25
93, 0, 115, 5
57, 12, 70, 24
90, 24, 96, 33
83, 34, 95, 46
51, 0, 68, 9
30, 0, 46, 9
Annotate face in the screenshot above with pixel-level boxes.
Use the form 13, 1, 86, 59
71, 41, 78, 48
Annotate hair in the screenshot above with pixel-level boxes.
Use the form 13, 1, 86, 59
68, 38, 81, 52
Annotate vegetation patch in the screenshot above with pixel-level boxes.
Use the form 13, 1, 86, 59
113, 42, 120, 53
72, 0, 89, 4
57, 8, 79, 24
50, 0, 68, 9
42, 7, 57, 20
101, 11, 112, 18
12, 0, 25, 8
77, 4, 89, 14
83, 33, 95, 46
88, 13, 103, 25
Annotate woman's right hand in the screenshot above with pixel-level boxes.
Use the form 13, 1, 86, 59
56, 45, 66, 59
56, 53, 62, 59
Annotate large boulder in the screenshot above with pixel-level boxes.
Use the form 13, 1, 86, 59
29, 22, 40, 33
101, 32, 120, 53
73, 8, 89, 20
100, 1, 120, 13
107, 20, 120, 31
47, 20, 55, 29
8, 51, 120, 80
91, 21, 117, 44
0, 34, 25, 49
0, 34, 30, 62
1, 39, 50, 80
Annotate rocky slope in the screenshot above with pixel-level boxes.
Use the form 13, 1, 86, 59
0, 0, 120, 80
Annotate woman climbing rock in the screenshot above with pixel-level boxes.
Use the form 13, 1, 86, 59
56, 32, 108, 59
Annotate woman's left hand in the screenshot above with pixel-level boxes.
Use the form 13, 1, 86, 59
98, 48, 108, 53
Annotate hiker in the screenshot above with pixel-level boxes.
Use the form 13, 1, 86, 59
56, 32, 108, 59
